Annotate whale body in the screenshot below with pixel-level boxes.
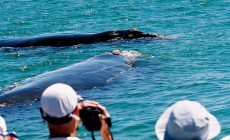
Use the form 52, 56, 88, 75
0, 53, 135, 106
0, 29, 165, 47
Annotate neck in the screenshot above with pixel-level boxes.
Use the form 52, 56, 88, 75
50, 134, 71, 138
48, 119, 77, 137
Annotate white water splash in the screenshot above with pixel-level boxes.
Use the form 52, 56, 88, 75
120, 50, 141, 65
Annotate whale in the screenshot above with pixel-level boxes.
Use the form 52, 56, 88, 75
0, 50, 140, 106
0, 28, 167, 47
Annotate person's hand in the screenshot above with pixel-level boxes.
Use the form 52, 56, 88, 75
97, 104, 110, 118
78, 100, 112, 140
97, 105, 112, 140
78, 100, 99, 110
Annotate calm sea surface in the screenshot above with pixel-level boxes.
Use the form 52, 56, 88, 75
0, 0, 229, 139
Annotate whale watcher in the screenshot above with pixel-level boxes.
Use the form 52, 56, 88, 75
0, 116, 18, 140
155, 100, 221, 140
40, 83, 113, 140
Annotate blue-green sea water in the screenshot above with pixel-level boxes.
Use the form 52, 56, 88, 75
0, 0, 229, 139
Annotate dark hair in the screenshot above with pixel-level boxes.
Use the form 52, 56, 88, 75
40, 108, 72, 125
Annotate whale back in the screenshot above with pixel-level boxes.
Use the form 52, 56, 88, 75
0, 54, 129, 106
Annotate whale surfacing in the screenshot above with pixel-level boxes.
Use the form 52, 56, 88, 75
0, 29, 168, 47
0, 50, 141, 106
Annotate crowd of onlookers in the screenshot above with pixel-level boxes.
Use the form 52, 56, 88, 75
0, 83, 229, 140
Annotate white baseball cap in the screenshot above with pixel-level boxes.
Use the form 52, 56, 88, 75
0, 116, 7, 135
41, 83, 79, 122
155, 100, 221, 140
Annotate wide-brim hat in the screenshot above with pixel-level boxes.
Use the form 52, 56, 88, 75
155, 100, 221, 140
0, 116, 7, 136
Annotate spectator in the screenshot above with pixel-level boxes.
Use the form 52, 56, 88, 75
155, 100, 221, 140
0, 116, 18, 140
40, 83, 112, 140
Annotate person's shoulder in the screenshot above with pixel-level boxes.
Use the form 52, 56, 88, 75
50, 137, 80, 140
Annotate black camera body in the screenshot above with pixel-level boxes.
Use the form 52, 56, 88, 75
79, 107, 103, 131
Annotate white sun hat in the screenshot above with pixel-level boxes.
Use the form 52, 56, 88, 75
220, 135, 230, 140
0, 116, 7, 135
155, 100, 221, 140
41, 83, 78, 118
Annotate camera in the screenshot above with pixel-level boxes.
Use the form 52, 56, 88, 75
79, 107, 103, 131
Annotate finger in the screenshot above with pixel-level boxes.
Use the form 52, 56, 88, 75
99, 114, 106, 119
82, 100, 99, 105
97, 105, 110, 118
98, 114, 106, 124
78, 100, 99, 109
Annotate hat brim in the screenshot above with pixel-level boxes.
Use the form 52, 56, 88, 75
155, 104, 221, 140
155, 105, 173, 140
207, 113, 221, 139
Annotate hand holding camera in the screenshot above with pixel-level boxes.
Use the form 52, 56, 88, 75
79, 107, 102, 131
78, 101, 112, 131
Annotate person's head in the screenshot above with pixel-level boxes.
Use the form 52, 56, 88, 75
155, 100, 221, 140
0, 116, 18, 140
40, 83, 80, 135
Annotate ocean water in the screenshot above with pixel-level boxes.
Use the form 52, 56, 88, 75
0, 0, 229, 139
